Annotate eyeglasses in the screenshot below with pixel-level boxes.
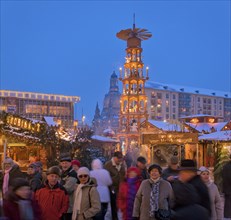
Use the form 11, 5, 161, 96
78, 175, 88, 178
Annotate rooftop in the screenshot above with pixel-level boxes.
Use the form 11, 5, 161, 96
145, 81, 231, 98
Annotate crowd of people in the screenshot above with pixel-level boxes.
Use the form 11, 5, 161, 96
0, 151, 230, 220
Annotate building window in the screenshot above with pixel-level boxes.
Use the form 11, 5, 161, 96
173, 94, 176, 99
166, 93, 169, 99
157, 93, 162, 99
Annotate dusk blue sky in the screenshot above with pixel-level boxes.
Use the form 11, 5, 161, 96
1, 1, 230, 124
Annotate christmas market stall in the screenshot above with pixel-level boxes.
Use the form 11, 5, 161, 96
0, 112, 72, 170
199, 130, 231, 167
140, 120, 198, 167
91, 135, 120, 158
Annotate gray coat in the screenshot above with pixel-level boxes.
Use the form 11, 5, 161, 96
133, 178, 174, 220
73, 179, 101, 220
207, 182, 222, 220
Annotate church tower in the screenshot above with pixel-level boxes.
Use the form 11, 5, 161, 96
116, 18, 152, 151
100, 71, 121, 133
92, 102, 101, 134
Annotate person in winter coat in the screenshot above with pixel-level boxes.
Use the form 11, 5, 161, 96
162, 156, 180, 184
3, 178, 41, 220
222, 153, 231, 219
117, 167, 141, 220
176, 160, 211, 215
0, 157, 24, 198
60, 157, 78, 220
104, 151, 126, 220
26, 163, 43, 192
90, 159, 112, 220
171, 180, 210, 220
72, 167, 101, 220
35, 166, 69, 220
133, 164, 174, 220
71, 159, 81, 174
136, 156, 149, 181
199, 166, 222, 220
171, 159, 211, 220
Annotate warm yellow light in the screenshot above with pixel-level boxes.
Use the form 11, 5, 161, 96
208, 118, 215, 123
190, 118, 199, 123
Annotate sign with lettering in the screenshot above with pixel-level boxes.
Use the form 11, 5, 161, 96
142, 132, 198, 145
6, 115, 41, 133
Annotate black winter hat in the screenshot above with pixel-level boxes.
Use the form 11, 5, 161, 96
137, 156, 147, 164
148, 164, 162, 174
12, 178, 30, 191
46, 166, 61, 176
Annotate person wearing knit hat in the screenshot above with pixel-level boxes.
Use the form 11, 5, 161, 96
35, 166, 69, 220
46, 166, 61, 177
72, 166, 100, 220
133, 164, 174, 220
118, 167, 141, 220
71, 159, 81, 173
199, 166, 222, 220
1, 157, 24, 198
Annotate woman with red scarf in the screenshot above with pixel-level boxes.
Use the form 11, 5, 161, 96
117, 167, 141, 220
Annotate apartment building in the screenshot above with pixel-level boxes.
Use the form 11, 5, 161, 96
145, 81, 231, 122
0, 90, 80, 127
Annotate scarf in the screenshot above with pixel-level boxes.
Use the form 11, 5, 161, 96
150, 179, 160, 217
18, 200, 34, 220
3, 167, 12, 196
72, 184, 84, 220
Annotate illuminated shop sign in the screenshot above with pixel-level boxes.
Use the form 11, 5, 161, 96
142, 133, 198, 145
6, 115, 41, 132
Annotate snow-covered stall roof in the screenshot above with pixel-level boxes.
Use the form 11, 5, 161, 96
199, 130, 231, 141
103, 128, 115, 135
43, 116, 58, 126
145, 81, 231, 98
148, 120, 187, 132
185, 122, 228, 133
91, 135, 119, 143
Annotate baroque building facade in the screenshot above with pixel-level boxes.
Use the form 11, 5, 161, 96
92, 71, 121, 135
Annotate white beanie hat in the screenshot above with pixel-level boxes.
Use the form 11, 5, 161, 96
78, 167, 90, 177
198, 166, 210, 173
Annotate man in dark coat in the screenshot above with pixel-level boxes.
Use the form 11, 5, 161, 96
60, 156, 78, 220
104, 151, 126, 220
222, 154, 231, 218
136, 156, 149, 180
162, 156, 179, 184
172, 159, 211, 218
172, 180, 209, 220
